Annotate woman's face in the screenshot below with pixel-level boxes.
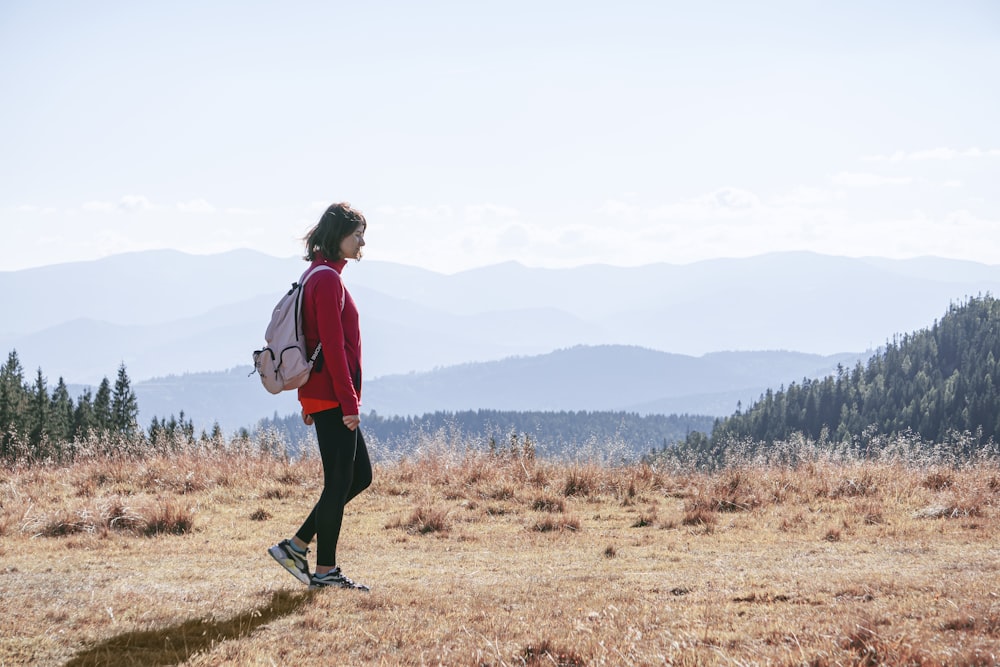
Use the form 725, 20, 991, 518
339, 223, 366, 260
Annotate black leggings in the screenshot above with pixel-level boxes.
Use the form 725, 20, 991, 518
295, 407, 372, 567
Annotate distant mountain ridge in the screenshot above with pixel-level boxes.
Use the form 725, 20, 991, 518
3, 249, 999, 389
6, 250, 1000, 434
360, 345, 870, 417
130, 346, 870, 433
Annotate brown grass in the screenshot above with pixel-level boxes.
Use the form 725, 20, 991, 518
388, 505, 451, 535
1, 441, 1000, 665
531, 494, 565, 513
531, 514, 582, 533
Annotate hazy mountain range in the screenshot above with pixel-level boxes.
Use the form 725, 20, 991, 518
3, 249, 998, 432
127, 347, 867, 434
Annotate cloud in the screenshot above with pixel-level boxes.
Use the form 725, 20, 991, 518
602, 188, 764, 224
599, 203, 1000, 268
269, 184, 1000, 273
710, 188, 760, 211
465, 204, 520, 223
599, 199, 640, 219
863, 147, 1000, 162
831, 172, 912, 188
368, 203, 538, 271
81, 195, 154, 212
176, 198, 216, 213
14, 204, 57, 214
120, 195, 153, 211
665, 189, 760, 220
772, 187, 842, 206
374, 204, 456, 221
495, 223, 531, 251
307, 200, 370, 214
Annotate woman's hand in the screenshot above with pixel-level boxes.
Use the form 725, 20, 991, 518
343, 414, 361, 431
302, 411, 314, 426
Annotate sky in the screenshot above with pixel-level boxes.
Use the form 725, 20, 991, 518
1, 1, 999, 274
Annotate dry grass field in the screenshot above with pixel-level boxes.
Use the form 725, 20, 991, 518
1, 435, 999, 666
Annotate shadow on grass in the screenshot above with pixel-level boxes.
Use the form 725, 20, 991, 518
64, 589, 313, 667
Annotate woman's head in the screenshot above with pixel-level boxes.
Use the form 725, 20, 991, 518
304, 202, 367, 262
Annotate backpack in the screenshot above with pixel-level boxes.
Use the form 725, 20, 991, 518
252, 265, 337, 394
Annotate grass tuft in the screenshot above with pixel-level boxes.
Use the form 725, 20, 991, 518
831, 472, 878, 499
681, 507, 716, 527
562, 468, 597, 498
521, 639, 586, 666
941, 611, 1000, 636
531, 495, 565, 513
923, 471, 954, 491
142, 500, 195, 536
388, 506, 450, 535
531, 515, 581, 533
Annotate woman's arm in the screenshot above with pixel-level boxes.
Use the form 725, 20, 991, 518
310, 271, 360, 417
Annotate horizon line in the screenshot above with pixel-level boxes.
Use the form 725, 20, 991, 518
4, 247, 999, 275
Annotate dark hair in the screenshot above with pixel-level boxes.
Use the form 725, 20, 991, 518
304, 202, 367, 261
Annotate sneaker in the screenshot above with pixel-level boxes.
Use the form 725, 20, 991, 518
268, 539, 311, 585
310, 567, 370, 591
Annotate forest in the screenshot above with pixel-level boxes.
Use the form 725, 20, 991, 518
0, 351, 202, 462
257, 409, 716, 460
708, 294, 1000, 451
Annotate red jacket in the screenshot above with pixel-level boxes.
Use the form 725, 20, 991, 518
297, 253, 362, 415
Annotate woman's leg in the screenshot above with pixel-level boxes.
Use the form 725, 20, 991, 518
294, 408, 361, 568
346, 427, 373, 504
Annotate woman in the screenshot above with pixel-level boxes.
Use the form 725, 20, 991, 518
268, 202, 373, 590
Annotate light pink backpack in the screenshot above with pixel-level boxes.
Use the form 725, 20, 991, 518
252, 265, 337, 394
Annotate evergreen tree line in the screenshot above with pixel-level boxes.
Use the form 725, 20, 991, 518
258, 409, 716, 460
709, 295, 1000, 452
0, 349, 208, 462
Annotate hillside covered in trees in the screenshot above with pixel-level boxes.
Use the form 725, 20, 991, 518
0, 352, 141, 460
0, 351, 204, 462
710, 295, 1000, 449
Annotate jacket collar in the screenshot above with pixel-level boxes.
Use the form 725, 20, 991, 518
313, 251, 348, 274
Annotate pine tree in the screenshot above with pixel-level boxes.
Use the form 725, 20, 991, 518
28, 368, 49, 448
49, 377, 74, 444
111, 363, 139, 436
93, 378, 112, 432
0, 350, 29, 457
73, 388, 95, 438
178, 410, 195, 442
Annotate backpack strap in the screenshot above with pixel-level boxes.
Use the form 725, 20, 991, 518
296, 265, 339, 361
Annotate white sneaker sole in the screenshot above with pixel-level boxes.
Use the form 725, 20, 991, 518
268, 545, 311, 585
